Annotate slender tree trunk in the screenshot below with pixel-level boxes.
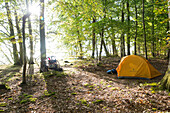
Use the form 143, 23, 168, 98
77, 30, 83, 59
99, 33, 103, 61
5, 1, 20, 65
151, 0, 155, 57
142, 0, 148, 59
40, 0, 47, 72
26, 0, 34, 64
22, 13, 31, 84
121, 2, 125, 57
134, 0, 137, 55
127, 0, 130, 55
111, 34, 117, 56
92, 17, 96, 58
14, 9, 23, 65
101, 30, 110, 57
96, 37, 98, 60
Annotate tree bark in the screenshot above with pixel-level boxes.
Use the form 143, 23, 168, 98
26, 0, 34, 64
92, 17, 96, 58
101, 30, 110, 57
14, 9, 23, 65
77, 30, 83, 59
99, 33, 103, 61
121, 2, 125, 58
5, 1, 20, 65
160, 0, 170, 91
151, 0, 155, 57
142, 0, 148, 59
134, 0, 137, 55
127, 0, 130, 55
40, 0, 47, 72
22, 13, 31, 84
111, 34, 117, 56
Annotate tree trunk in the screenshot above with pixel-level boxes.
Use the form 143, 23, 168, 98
127, 0, 130, 55
121, 2, 125, 58
14, 9, 23, 65
77, 30, 83, 59
99, 33, 103, 61
26, 0, 34, 64
134, 0, 137, 55
92, 17, 96, 58
101, 30, 110, 57
142, 0, 148, 59
22, 13, 31, 84
40, 0, 47, 72
5, 1, 20, 65
151, 0, 155, 57
111, 35, 117, 56
160, 0, 170, 91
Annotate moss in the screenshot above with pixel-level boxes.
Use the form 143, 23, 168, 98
160, 69, 170, 91
71, 93, 77, 95
8, 98, 13, 100
93, 99, 103, 104
44, 90, 55, 97
80, 99, 87, 104
0, 110, 4, 112
20, 99, 29, 104
0, 102, 7, 107
26, 95, 33, 98
29, 98, 37, 102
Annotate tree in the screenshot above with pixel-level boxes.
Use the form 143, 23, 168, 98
120, 1, 125, 57
134, 0, 138, 55
151, 0, 155, 57
40, 0, 47, 72
127, 0, 130, 55
5, 0, 20, 65
142, 0, 148, 59
92, 17, 96, 58
26, 0, 34, 64
160, 0, 170, 91
14, 6, 23, 65
22, 13, 31, 84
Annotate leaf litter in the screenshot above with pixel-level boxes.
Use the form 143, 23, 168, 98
0, 57, 169, 112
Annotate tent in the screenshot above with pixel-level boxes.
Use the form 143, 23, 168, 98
116, 55, 161, 79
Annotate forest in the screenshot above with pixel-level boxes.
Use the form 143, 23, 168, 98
0, 0, 170, 112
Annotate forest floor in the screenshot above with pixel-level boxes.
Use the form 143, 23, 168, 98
0, 57, 169, 113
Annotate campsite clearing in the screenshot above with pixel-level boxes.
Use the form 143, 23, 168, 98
0, 57, 169, 112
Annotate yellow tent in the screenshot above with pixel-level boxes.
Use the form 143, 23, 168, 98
116, 55, 161, 79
